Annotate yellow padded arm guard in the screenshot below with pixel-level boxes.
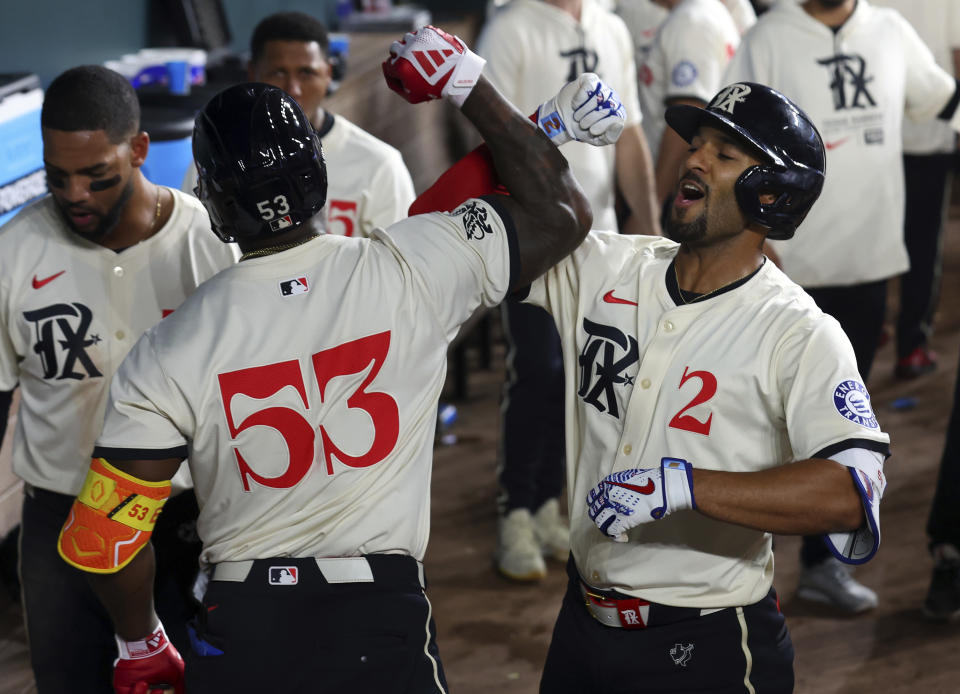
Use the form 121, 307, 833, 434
58, 458, 171, 574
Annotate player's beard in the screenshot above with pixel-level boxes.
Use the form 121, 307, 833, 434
665, 204, 708, 245
58, 178, 134, 243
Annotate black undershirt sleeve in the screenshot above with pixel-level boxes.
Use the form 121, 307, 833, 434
0, 389, 13, 446
937, 79, 960, 121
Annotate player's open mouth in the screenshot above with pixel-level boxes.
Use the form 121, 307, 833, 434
674, 179, 705, 209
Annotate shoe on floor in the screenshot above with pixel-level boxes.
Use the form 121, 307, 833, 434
796, 557, 878, 613
894, 346, 938, 380
923, 543, 960, 622
533, 498, 569, 562
496, 508, 546, 582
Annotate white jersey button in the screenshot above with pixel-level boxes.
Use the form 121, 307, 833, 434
623, 444, 632, 455
664, 320, 674, 332
640, 378, 651, 389
113, 266, 124, 277
115, 330, 125, 340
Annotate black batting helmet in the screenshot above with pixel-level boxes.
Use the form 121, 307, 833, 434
665, 82, 825, 240
193, 83, 327, 243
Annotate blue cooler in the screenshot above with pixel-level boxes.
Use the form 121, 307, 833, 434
0, 74, 45, 228
140, 104, 196, 190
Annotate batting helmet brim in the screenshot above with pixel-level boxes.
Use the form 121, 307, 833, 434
665, 104, 786, 168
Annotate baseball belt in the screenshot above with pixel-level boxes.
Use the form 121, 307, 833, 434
579, 581, 725, 629
211, 554, 426, 590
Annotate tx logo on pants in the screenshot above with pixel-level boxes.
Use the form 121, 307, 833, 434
670, 642, 694, 667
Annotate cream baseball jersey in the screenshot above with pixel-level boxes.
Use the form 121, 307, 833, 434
872, 0, 960, 154
0, 190, 237, 495
719, 0, 757, 35
182, 113, 415, 238
524, 233, 890, 607
477, 0, 641, 231
616, 0, 669, 77
724, 0, 960, 287
95, 198, 515, 565
638, 0, 740, 158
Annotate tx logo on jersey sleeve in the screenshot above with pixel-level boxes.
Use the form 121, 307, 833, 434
23, 302, 103, 380
451, 200, 493, 240
577, 318, 639, 418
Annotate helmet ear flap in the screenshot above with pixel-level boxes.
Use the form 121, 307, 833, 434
735, 164, 824, 241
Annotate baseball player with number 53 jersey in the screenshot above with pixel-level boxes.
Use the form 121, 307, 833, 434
525, 83, 890, 693
56, 26, 632, 693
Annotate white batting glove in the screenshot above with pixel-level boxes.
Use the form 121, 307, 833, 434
586, 458, 696, 542
382, 25, 486, 108
535, 73, 627, 147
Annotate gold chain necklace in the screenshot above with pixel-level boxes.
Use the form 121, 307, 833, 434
673, 257, 764, 305
240, 234, 319, 261
152, 187, 162, 232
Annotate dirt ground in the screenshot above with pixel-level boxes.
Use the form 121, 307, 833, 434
424, 204, 960, 694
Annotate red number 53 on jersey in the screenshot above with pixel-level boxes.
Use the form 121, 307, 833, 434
217, 331, 400, 491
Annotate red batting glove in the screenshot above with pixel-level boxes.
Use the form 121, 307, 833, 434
382, 25, 485, 107
113, 622, 185, 694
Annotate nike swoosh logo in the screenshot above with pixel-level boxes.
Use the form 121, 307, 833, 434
603, 290, 638, 306
825, 138, 848, 150
605, 480, 656, 495
32, 271, 66, 289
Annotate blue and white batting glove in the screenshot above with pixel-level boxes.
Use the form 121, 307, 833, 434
587, 458, 696, 542
535, 73, 626, 147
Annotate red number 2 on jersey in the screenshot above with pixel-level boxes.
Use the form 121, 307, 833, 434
218, 332, 399, 491
668, 366, 717, 436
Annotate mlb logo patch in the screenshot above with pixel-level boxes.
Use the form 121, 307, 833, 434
279, 277, 309, 296
268, 566, 298, 585
269, 215, 294, 232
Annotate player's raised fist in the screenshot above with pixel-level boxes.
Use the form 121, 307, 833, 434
382, 25, 486, 107
112, 622, 185, 694
535, 73, 627, 147
586, 458, 696, 541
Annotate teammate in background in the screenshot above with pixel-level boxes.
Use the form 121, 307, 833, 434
724, 0, 960, 614
871, 0, 960, 378
636, 0, 740, 210
616, 0, 669, 79
529, 83, 889, 693
476, 0, 661, 584
57, 27, 627, 692
182, 11, 415, 238
0, 66, 236, 693
719, 0, 757, 35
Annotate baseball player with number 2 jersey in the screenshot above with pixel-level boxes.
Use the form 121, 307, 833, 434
527, 83, 890, 693
57, 26, 629, 693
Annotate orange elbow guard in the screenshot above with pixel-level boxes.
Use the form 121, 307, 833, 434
58, 458, 171, 573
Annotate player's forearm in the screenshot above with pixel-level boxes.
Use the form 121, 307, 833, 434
691, 458, 864, 535
615, 124, 661, 236
461, 77, 592, 279
88, 544, 160, 640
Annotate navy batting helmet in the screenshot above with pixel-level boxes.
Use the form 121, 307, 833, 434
193, 83, 327, 243
665, 82, 825, 240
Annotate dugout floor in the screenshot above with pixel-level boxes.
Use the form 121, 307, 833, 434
2, 207, 960, 693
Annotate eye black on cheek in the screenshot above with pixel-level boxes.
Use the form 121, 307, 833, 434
89, 174, 122, 192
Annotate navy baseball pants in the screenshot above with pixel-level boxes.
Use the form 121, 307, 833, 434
187, 554, 448, 693
540, 559, 794, 694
